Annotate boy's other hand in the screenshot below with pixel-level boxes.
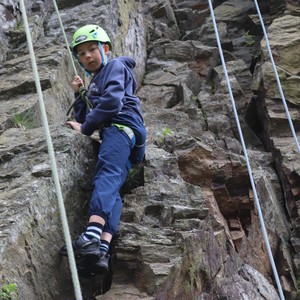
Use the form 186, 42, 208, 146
71, 75, 84, 92
66, 121, 82, 133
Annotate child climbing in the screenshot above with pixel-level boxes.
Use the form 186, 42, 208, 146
60, 24, 146, 275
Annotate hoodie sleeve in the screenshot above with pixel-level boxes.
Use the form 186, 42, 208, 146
73, 92, 88, 124
81, 60, 126, 136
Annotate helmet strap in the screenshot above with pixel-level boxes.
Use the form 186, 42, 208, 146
78, 61, 92, 77
98, 42, 108, 65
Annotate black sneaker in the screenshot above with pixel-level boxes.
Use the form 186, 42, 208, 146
59, 233, 100, 263
94, 252, 110, 275
76, 257, 98, 278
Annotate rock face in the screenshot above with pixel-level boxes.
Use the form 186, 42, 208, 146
1, 0, 300, 299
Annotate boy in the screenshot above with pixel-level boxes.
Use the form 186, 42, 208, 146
60, 24, 146, 275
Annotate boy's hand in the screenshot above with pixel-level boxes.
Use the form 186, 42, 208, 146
66, 121, 82, 133
71, 75, 84, 93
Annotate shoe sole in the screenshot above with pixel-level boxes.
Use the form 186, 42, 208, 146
94, 264, 109, 275
76, 258, 108, 278
82, 253, 100, 266
60, 249, 100, 267
59, 249, 100, 259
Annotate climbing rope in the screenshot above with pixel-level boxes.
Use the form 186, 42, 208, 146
207, 1, 285, 299
52, 0, 78, 76
52, 0, 94, 118
19, 1, 83, 299
253, 0, 300, 154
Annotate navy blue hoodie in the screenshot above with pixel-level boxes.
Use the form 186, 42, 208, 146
73, 56, 145, 145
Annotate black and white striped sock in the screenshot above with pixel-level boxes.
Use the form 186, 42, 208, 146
83, 222, 103, 241
100, 239, 110, 254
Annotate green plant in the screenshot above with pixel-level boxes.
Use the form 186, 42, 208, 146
128, 165, 142, 178
243, 31, 261, 59
0, 283, 19, 300
16, 20, 23, 31
158, 127, 174, 143
121, 164, 144, 195
243, 31, 255, 47
11, 109, 37, 129
161, 127, 174, 138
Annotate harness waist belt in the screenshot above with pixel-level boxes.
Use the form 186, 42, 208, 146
112, 123, 134, 140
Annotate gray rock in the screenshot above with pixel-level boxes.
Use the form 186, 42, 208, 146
0, 0, 297, 299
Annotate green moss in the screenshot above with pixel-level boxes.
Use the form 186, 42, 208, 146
182, 248, 204, 297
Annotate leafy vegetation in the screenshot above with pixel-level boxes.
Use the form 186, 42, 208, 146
158, 127, 174, 142
16, 20, 23, 31
11, 109, 37, 129
243, 31, 261, 59
121, 163, 144, 195
243, 30, 256, 47
0, 283, 19, 300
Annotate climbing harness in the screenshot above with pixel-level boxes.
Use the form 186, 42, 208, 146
112, 123, 146, 150
112, 123, 135, 142
207, 1, 285, 299
253, 0, 300, 153
20, 1, 83, 299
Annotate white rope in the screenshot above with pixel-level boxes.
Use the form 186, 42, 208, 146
19, 1, 83, 299
253, 0, 300, 153
207, 1, 285, 299
52, 0, 78, 76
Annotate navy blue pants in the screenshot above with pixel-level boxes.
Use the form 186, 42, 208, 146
88, 125, 145, 235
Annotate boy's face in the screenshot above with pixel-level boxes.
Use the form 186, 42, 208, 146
76, 41, 109, 73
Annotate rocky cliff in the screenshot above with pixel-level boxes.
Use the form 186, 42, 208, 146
1, 0, 300, 299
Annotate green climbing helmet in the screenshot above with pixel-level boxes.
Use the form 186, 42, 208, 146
72, 24, 112, 51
